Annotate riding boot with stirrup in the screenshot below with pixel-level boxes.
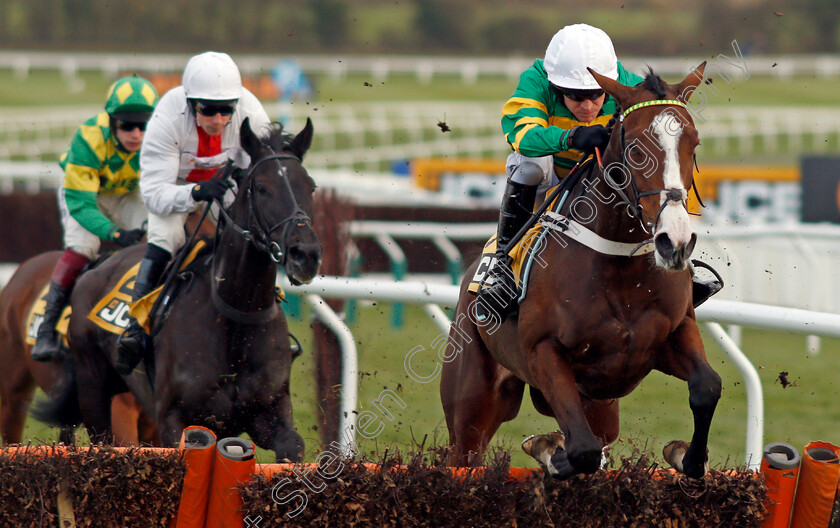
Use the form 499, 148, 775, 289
690, 259, 724, 308
31, 282, 71, 362
115, 256, 167, 375
476, 179, 537, 322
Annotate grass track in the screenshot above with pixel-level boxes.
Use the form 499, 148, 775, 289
2, 68, 840, 107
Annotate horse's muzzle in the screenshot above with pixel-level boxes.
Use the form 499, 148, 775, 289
285, 242, 323, 285
654, 231, 697, 270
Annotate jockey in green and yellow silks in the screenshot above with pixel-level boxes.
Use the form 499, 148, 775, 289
31, 75, 159, 362
501, 58, 642, 178
476, 24, 643, 322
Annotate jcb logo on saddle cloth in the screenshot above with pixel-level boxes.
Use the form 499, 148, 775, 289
88, 262, 141, 334
472, 254, 497, 285
25, 286, 72, 345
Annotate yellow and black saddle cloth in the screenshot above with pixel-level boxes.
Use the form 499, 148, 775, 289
467, 226, 544, 297
88, 240, 210, 335
24, 289, 72, 347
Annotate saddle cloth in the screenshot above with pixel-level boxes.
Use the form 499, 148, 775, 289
467, 223, 545, 295
24, 286, 72, 346
89, 241, 209, 335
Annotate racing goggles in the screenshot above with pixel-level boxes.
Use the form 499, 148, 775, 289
559, 88, 605, 102
194, 100, 237, 117
116, 120, 148, 132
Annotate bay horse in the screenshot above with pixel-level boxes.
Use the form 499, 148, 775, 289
42, 118, 321, 461
441, 63, 720, 479
0, 252, 157, 446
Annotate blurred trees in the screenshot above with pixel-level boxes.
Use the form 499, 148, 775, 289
0, 0, 836, 55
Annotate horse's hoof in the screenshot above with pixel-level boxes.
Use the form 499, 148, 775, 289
522, 431, 569, 477
663, 440, 709, 478
521, 430, 565, 458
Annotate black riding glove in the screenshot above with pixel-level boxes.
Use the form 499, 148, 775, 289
191, 178, 229, 203
569, 125, 610, 154
112, 228, 146, 247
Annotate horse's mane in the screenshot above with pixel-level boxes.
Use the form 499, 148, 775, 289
641, 67, 668, 100
262, 122, 295, 152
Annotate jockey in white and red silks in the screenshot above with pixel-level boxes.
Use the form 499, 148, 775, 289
116, 51, 271, 374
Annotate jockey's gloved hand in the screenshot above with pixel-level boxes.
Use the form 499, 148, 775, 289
569, 125, 610, 154
191, 177, 230, 203
112, 228, 146, 247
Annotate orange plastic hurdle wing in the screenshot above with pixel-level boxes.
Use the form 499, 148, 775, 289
759, 442, 800, 528
205, 437, 257, 528
789, 441, 840, 528
171, 426, 217, 528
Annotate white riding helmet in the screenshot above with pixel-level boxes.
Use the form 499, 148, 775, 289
182, 51, 243, 101
544, 24, 618, 90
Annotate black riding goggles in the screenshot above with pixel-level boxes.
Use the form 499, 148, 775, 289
116, 120, 148, 132
194, 100, 237, 117
554, 86, 606, 102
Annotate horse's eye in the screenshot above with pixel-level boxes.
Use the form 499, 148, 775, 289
256, 184, 269, 196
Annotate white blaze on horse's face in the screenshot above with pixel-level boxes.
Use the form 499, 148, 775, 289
650, 112, 696, 270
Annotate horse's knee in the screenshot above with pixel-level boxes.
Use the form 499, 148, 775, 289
688, 366, 721, 411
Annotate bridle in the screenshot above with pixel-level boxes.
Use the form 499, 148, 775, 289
603, 99, 692, 236
208, 149, 314, 324
215, 150, 313, 264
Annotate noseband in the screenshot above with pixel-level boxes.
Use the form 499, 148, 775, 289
604, 99, 690, 236
216, 151, 313, 264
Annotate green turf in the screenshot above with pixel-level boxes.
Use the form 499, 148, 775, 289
2, 67, 840, 107
19, 302, 840, 470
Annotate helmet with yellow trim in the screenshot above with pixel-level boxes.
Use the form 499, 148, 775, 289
104, 75, 159, 122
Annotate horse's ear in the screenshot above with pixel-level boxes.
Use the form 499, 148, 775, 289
671, 61, 707, 105
588, 67, 636, 108
289, 117, 314, 160
240, 117, 264, 159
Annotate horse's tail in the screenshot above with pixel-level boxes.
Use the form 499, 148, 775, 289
31, 354, 83, 430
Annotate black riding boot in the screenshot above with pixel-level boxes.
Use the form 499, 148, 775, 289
691, 260, 724, 308
115, 257, 167, 375
31, 282, 71, 362
476, 179, 537, 322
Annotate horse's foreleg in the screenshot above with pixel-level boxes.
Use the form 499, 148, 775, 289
157, 411, 186, 447
656, 320, 722, 478
246, 394, 305, 463
528, 340, 603, 478
111, 392, 141, 446
0, 381, 34, 445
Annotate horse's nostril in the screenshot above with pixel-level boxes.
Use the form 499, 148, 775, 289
685, 232, 698, 258
288, 243, 321, 263
654, 233, 674, 257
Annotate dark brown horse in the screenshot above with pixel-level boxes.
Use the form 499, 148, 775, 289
42, 118, 322, 461
0, 252, 157, 446
441, 63, 720, 479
